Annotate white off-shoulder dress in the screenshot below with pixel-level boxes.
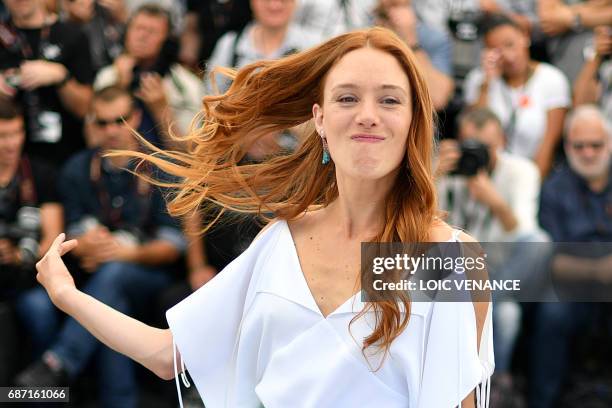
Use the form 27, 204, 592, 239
167, 220, 494, 408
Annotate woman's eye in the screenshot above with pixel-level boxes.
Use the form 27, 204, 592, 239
382, 98, 400, 105
338, 96, 357, 103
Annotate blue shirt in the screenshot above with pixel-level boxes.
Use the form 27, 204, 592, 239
417, 23, 453, 76
539, 164, 612, 242
58, 149, 185, 251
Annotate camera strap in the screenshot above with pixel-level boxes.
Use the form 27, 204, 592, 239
0, 16, 53, 60
89, 151, 152, 231
0, 156, 37, 222
18, 156, 37, 207
499, 65, 535, 148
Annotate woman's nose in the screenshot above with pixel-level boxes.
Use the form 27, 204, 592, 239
355, 99, 379, 128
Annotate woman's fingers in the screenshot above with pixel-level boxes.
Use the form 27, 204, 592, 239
59, 239, 78, 256
49, 233, 66, 254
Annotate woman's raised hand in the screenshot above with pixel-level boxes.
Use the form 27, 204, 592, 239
35, 233, 79, 309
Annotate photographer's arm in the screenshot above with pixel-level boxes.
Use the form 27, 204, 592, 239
574, 26, 611, 106
572, 1, 612, 28
412, 49, 455, 111
118, 239, 181, 266
533, 107, 567, 177
573, 57, 602, 106
37, 234, 178, 380
56, 73, 93, 119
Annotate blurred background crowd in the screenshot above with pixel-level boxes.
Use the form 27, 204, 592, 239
0, 0, 612, 407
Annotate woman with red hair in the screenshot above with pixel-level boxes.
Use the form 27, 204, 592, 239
35, 27, 493, 407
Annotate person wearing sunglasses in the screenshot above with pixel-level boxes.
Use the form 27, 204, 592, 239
15, 86, 185, 408
532, 104, 612, 408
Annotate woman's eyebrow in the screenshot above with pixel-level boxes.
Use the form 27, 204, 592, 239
331, 83, 408, 95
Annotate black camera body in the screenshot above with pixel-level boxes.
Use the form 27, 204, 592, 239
450, 139, 490, 176
0, 206, 41, 268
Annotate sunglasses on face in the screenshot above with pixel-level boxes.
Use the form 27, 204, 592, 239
569, 141, 606, 151
92, 110, 133, 128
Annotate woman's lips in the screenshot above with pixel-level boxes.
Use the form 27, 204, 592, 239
350, 134, 385, 143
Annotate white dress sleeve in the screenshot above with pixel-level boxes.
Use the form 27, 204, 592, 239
165, 221, 280, 408
418, 231, 495, 407
417, 301, 494, 408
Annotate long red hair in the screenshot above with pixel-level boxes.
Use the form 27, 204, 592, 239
120, 27, 438, 355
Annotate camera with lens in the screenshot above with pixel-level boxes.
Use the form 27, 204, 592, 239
447, 9, 484, 41
0, 207, 41, 268
4, 71, 21, 89
450, 139, 490, 176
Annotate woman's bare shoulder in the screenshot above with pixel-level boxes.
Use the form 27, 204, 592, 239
429, 219, 478, 243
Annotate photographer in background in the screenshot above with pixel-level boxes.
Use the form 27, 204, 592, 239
0, 98, 62, 385
539, 0, 612, 82
574, 25, 612, 117
60, 0, 125, 73
464, 13, 570, 177
94, 4, 202, 149
15, 86, 184, 408
436, 107, 544, 406
0, 0, 94, 168
0, 98, 62, 299
180, 0, 251, 71
531, 105, 612, 408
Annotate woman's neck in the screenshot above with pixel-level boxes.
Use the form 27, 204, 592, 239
252, 23, 289, 56
324, 172, 397, 240
505, 61, 535, 88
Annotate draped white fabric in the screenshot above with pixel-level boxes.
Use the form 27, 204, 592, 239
166, 220, 494, 408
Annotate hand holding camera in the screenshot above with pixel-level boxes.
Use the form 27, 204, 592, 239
0, 71, 18, 98
134, 72, 168, 115
114, 54, 137, 89
467, 170, 505, 209
435, 139, 461, 177
436, 138, 490, 178
19, 60, 69, 90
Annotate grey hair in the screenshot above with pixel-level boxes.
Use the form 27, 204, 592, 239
564, 104, 612, 141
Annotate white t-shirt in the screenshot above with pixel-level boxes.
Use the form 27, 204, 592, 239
437, 152, 541, 242
463, 63, 571, 159
166, 220, 494, 408
206, 23, 320, 93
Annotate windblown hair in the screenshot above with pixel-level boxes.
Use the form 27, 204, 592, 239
120, 27, 438, 355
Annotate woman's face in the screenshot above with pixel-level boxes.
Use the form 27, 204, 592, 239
251, 0, 296, 30
484, 25, 530, 77
313, 47, 413, 181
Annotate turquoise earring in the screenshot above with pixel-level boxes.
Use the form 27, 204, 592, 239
320, 129, 330, 165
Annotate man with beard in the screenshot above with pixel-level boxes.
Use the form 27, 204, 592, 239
531, 104, 612, 408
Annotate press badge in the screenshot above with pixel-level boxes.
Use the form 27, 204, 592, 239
41, 43, 61, 61
31, 111, 62, 143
